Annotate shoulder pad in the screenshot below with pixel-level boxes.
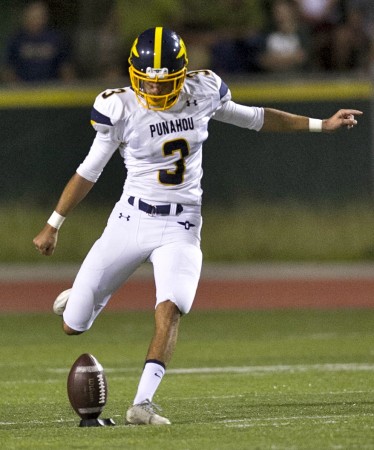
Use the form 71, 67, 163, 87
90, 107, 112, 133
185, 70, 231, 102
90, 88, 127, 132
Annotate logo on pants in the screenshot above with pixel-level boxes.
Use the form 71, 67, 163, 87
177, 221, 195, 230
119, 213, 131, 221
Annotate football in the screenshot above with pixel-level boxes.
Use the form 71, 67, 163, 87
67, 353, 107, 420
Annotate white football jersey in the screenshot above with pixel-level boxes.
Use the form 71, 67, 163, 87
77, 70, 263, 205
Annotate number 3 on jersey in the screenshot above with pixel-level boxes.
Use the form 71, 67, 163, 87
159, 139, 189, 185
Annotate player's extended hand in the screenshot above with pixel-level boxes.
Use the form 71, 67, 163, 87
323, 109, 363, 132
33, 225, 58, 256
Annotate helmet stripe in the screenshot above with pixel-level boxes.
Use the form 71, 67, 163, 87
154, 27, 163, 68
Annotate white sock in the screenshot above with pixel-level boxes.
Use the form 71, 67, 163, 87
133, 360, 165, 405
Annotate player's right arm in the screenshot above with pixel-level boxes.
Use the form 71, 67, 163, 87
33, 89, 125, 256
33, 173, 95, 256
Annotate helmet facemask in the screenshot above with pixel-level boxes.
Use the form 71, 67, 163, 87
129, 65, 187, 110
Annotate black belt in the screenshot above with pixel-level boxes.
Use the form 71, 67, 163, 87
128, 196, 183, 216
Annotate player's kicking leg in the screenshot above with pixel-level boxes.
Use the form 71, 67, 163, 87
53, 288, 71, 316
53, 288, 86, 335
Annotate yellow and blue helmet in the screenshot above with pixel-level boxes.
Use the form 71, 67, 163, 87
128, 27, 188, 110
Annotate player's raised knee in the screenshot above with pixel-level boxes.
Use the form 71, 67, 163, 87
63, 322, 83, 335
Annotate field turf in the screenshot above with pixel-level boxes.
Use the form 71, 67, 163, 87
1, 309, 374, 449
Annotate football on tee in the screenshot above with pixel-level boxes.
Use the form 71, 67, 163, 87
67, 353, 107, 419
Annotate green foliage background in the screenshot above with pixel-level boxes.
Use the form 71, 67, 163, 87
3, 201, 374, 263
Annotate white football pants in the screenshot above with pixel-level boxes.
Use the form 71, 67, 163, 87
63, 199, 203, 332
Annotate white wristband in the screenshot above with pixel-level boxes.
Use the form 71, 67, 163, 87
47, 211, 66, 230
309, 118, 323, 132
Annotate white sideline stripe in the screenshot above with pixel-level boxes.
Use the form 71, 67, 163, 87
0, 419, 75, 426
222, 413, 374, 423
2, 363, 372, 386
167, 363, 374, 374
221, 413, 374, 428
170, 391, 366, 401
1, 378, 60, 385
46, 362, 374, 376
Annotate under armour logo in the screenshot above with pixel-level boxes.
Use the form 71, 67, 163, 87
119, 213, 130, 221
178, 221, 196, 230
186, 100, 197, 107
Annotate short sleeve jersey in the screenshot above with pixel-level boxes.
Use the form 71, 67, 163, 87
78, 70, 238, 205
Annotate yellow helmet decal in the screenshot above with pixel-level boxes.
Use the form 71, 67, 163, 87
130, 37, 139, 58
154, 27, 163, 68
177, 38, 187, 60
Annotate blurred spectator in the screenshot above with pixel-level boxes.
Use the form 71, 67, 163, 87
332, 1, 372, 72
208, 0, 266, 74
181, 29, 215, 71
295, 0, 344, 70
346, 0, 374, 39
210, 33, 265, 74
72, 0, 184, 80
116, 0, 184, 66
1, 1, 76, 84
259, 0, 310, 73
94, 4, 127, 81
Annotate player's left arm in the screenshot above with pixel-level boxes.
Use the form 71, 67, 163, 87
261, 108, 363, 132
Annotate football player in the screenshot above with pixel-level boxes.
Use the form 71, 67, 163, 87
33, 27, 362, 425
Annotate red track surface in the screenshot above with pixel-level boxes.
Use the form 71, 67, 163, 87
1, 277, 374, 312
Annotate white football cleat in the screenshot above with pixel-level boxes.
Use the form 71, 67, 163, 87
53, 288, 71, 316
125, 399, 171, 425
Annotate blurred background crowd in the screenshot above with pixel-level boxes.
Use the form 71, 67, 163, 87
0, 0, 373, 86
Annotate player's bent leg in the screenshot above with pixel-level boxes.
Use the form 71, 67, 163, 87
52, 289, 85, 334
62, 322, 83, 335
53, 288, 71, 316
58, 202, 146, 333
53, 289, 85, 334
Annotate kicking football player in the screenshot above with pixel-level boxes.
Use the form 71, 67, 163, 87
33, 27, 362, 425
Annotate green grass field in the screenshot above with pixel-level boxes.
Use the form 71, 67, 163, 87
1, 309, 374, 449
